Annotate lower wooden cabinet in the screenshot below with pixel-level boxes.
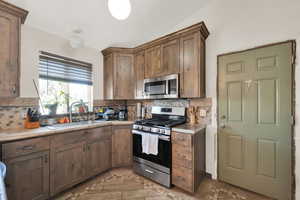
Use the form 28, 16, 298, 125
2, 125, 131, 200
5, 151, 50, 200
51, 141, 86, 195
171, 129, 206, 193
86, 127, 112, 177
112, 125, 132, 167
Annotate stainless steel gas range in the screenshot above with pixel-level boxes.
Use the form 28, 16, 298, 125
132, 106, 186, 187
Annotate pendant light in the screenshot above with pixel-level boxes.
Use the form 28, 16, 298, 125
108, 0, 131, 20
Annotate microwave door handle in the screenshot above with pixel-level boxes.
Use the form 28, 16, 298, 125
165, 80, 169, 95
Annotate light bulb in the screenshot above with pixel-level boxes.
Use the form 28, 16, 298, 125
108, 0, 131, 20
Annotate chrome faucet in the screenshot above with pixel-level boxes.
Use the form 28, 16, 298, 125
69, 100, 88, 123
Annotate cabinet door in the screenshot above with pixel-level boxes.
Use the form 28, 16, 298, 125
112, 126, 132, 167
86, 138, 112, 177
180, 31, 205, 98
103, 54, 114, 100
134, 51, 145, 99
145, 45, 161, 78
0, 10, 20, 97
51, 142, 86, 195
114, 53, 134, 99
161, 39, 180, 75
5, 151, 50, 200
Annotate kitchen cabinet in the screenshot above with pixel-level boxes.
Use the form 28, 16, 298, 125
86, 127, 112, 177
134, 51, 145, 99
102, 48, 134, 100
5, 151, 50, 200
1, 124, 133, 199
161, 39, 180, 76
180, 31, 205, 98
171, 129, 206, 193
112, 125, 132, 167
145, 45, 162, 78
0, 1, 27, 98
115, 53, 135, 99
103, 53, 114, 100
51, 141, 86, 195
102, 22, 208, 100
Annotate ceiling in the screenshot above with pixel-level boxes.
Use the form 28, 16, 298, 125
6, 0, 209, 50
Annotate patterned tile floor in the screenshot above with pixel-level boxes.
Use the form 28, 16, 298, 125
55, 168, 272, 200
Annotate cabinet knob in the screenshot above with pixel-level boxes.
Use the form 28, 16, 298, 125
11, 85, 16, 94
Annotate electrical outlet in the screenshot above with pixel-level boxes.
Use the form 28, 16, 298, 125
199, 109, 207, 117
20, 111, 27, 119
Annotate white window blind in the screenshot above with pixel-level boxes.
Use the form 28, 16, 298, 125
39, 51, 92, 85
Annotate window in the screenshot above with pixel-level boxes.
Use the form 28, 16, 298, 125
39, 51, 93, 115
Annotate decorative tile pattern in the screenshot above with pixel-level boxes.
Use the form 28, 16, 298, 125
127, 98, 212, 125
54, 168, 271, 200
0, 106, 34, 130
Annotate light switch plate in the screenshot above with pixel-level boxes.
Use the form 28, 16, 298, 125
199, 109, 207, 117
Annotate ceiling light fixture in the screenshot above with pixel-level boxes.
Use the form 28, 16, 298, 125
108, 0, 131, 20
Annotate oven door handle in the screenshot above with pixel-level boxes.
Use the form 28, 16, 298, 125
132, 130, 170, 141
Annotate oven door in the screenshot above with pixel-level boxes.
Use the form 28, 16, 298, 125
132, 130, 171, 169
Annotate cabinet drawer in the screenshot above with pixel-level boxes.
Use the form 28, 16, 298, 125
172, 132, 192, 147
51, 130, 86, 148
3, 137, 50, 159
88, 126, 112, 141
172, 164, 194, 193
172, 143, 193, 169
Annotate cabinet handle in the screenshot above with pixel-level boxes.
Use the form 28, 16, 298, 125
19, 145, 36, 151
145, 169, 154, 174
44, 154, 48, 164
83, 145, 86, 152
87, 144, 90, 151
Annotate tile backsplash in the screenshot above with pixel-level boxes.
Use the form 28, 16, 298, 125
127, 98, 212, 124
0, 107, 30, 130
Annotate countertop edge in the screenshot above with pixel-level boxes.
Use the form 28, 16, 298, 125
0, 121, 134, 143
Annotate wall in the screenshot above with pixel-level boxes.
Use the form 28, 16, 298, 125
20, 25, 103, 100
164, 0, 300, 197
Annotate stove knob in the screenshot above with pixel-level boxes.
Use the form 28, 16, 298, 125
143, 126, 151, 132
164, 129, 171, 135
133, 125, 139, 130
151, 128, 160, 133
159, 129, 165, 134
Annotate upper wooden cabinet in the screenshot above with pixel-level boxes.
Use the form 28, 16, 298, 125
161, 39, 180, 76
134, 51, 145, 99
180, 31, 206, 98
102, 22, 209, 99
145, 45, 161, 78
102, 48, 134, 100
0, 1, 28, 98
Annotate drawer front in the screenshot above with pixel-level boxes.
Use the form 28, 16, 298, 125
172, 143, 193, 169
172, 164, 194, 193
51, 130, 86, 148
88, 126, 112, 141
3, 137, 50, 159
172, 132, 192, 147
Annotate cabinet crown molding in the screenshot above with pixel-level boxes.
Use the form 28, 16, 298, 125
101, 21, 209, 54
0, 0, 28, 24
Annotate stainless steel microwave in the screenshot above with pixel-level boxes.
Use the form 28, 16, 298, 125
143, 74, 179, 99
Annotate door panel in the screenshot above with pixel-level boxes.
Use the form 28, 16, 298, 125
5, 151, 50, 200
218, 42, 293, 200
115, 53, 134, 99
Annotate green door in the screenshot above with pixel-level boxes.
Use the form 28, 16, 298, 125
218, 42, 294, 200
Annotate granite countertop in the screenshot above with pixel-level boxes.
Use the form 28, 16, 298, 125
0, 120, 134, 143
172, 123, 206, 134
